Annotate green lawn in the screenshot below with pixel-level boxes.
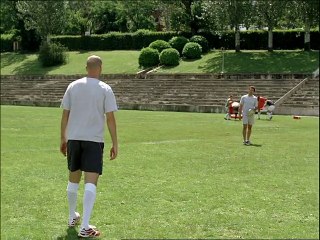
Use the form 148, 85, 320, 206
158, 50, 320, 74
1, 105, 319, 239
0, 51, 141, 75
1, 50, 319, 75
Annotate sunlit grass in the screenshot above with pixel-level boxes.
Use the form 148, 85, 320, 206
157, 50, 319, 74
1, 50, 319, 75
1, 105, 319, 239
0, 51, 141, 75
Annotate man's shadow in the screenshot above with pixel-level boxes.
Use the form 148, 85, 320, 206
247, 144, 262, 147
55, 228, 79, 240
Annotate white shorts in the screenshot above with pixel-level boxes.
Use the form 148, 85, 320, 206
242, 115, 255, 125
267, 105, 275, 112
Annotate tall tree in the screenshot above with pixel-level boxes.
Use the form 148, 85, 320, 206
254, 0, 288, 52
0, 0, 19, 33
116, 0, 157, 32
288, 0, 319, 51
202, 0, 254, 52
166, 0, 206, 33
64, 0, 93, 36
16, 0, 66, 42
91, 1, 123, 33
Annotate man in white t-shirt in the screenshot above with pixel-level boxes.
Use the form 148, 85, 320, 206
60, 55, 118, 238
238, 86, 258, 145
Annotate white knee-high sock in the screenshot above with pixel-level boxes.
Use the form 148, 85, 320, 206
67, 181, 79, 220
267, 112, 271, 118
82, 183, 97, 229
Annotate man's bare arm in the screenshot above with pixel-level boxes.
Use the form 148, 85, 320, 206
238, 103, 243, 119
60, 109, 70, 156
106, 112, 118, 160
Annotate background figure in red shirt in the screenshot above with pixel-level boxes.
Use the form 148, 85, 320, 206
257, 96, 267, 120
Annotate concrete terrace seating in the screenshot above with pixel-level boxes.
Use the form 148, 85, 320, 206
273, 77, 319, 116
0, 73, 313, 114
280, 78, 319, 108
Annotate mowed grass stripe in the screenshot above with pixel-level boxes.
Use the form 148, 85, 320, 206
1, 106, 319, 239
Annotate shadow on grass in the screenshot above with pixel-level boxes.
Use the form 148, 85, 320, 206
160, 65, 178, 71
198, 50, 319, 73
12, 58, 63, 75
55, 227, 79, 240
1, 52, 70, 75
0, 52, 27, 69
181, 57, 201, 62
198, 53, 221, 73
247, 144, 262, 147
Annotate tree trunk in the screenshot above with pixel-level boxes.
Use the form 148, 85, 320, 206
164, 8, 171, 31
304, 22, 311, 51
80, 25, 86, 37
235, 27, 240, 52
182, 0, 195, 34
268, 28, 273, 52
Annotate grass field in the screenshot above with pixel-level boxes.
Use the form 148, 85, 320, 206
158, 50, 320, 74
0, 51, 140, 75
1, 50, 319, 75
1, 105, 319, 239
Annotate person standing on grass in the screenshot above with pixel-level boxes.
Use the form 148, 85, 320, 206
238, 86, 258, 145
60, 55, 118, 238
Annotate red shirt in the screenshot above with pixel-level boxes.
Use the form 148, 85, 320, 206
258, 97, 267, 110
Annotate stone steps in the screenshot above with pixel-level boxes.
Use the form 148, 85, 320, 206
276, 78, 319, 108
1, 74, 318, 115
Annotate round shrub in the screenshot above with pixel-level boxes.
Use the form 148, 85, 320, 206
159, 48, 180, 66
138, 47, 159, 68
190, 35, 209, 53
169, 36, 189, 54
182, 42, 202, 59
149, 40, 171, 53
38, 41, 68, 67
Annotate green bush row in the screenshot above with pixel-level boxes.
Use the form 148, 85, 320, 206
1, 30, 319, 52
139, 39, 203, 68
50, 30, 320, 51
51, 30, 179, 51
198, 30, 319, 50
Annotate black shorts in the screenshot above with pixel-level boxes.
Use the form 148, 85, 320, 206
67, 140, 104, 175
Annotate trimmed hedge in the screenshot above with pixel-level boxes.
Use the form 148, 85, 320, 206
190, 35, 209, 53
2, 30, 319, 52
51, 31, 178, 51
149, 40, 171, 53
182, 42, 202, 59
169, 36, 189, 54
138, 47, 159, 68
199, 30, 319, 50
159, 48, 180, 66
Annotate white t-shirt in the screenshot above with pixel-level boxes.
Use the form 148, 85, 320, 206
61, 77, 118, 143
240, 94, 257, 116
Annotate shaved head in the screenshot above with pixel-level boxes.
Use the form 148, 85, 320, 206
86, 55, 102, 69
